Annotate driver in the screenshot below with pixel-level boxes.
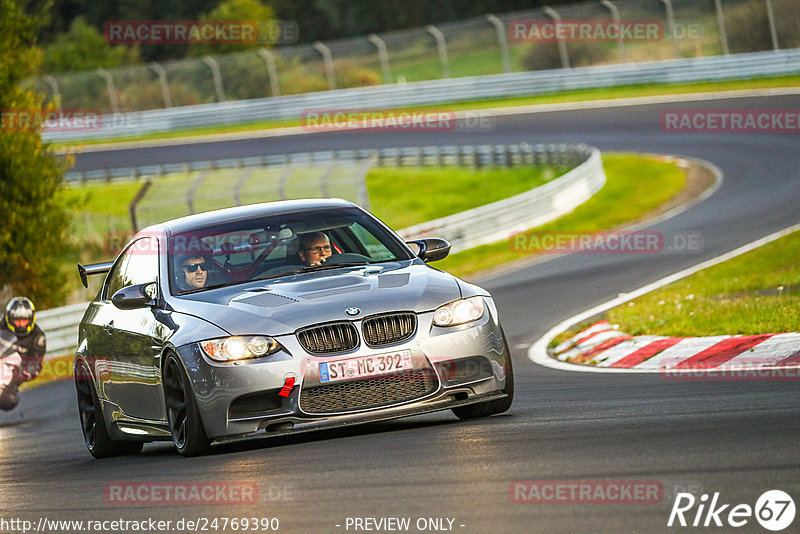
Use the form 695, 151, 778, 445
0, 297, 46, 411
177, 255, 209, 291
298, 232, 333, 267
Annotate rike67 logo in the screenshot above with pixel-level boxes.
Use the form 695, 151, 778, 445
668, 490, 795, 531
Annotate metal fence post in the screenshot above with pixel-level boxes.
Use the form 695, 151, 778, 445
660, 0, 680, 58
149, 62, 172, 108
201, 56, 226, 102
357, 152, 377, 210
600, 0, 627, 63
41, 75, 60, 104
129, 180, 152, 232
277, 164, 292, 200
187, 168, 212, 214
233, 164, 252, 206
713, 0, 730, 55
96, 68, 120, 115
486, 14, 512, 73
313, 41, 337, 90
765, 0, 779, 50
257, 48, 281, 96
320, 156, 337, 197
367, 34, 392, 83
543, 7, 570, 69
426, 25, 451, 78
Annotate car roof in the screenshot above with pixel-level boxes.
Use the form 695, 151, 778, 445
144, 198, 359, 235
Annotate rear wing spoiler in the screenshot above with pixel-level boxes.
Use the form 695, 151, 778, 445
77, 261, 114, 288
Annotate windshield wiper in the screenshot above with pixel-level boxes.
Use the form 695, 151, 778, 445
303, 261, 370, 272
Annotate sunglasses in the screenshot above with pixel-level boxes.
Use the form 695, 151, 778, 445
303, 245, 332, 254
183, 262, 209, 273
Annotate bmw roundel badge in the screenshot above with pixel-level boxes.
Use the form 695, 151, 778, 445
345, 307, 361, 316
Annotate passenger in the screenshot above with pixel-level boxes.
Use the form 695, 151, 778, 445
298, 232, 333, 267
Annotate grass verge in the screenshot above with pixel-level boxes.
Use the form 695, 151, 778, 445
55, 74, 800, 148
606, 230, 800, 337
438, 153, 687, 278
366, 165, 556, 230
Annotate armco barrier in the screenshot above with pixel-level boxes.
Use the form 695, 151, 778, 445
41, 142, 603, 360
397, 144, 604, 250
36, 302, 88, 360
67, 142, 586, 183
43, 49, 800, 143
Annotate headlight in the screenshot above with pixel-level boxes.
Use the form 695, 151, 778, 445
200, 336, 282, 362
433, 296, 485, 327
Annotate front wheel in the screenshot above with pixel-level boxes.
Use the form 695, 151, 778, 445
74, 360, 143, 458
451, 337, 514, 420
163, 353, 211, 457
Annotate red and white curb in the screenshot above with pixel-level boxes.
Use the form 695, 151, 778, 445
554, 320, 800, 371
529, 221, 800, 374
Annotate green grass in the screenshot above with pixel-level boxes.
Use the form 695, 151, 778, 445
366, 166, 555, 230
54, 74, 800, 148
437, 153, 686, 277
606, 230, 800, 337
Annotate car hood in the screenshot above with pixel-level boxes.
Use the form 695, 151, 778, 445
167, 262, 462, 336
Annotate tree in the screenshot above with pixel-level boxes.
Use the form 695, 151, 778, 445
189, 0, 276, 57
1, 0, 75, 307
42, 16, 139, 74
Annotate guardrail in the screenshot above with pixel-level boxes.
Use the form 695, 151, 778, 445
36, 302, 88, 359
67, 142, 585, 183
397, 144, 604, 251
44, 49, 800, 143
45, 142, 602, 359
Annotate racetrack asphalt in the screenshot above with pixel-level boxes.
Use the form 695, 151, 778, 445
2, 94, 798, 533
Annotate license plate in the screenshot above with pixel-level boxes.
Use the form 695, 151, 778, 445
319, 350, 412, 383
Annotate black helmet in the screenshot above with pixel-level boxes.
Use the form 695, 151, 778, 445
5, 297, 35, 337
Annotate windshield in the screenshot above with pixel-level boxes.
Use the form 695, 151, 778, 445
168, 207, 412, 294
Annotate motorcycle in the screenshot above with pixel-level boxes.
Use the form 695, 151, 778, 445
0, 352, 23, 411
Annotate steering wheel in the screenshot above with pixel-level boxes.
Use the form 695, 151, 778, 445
219, 235, 293, 282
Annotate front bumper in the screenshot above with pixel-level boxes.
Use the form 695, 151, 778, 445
177, 299, 509, 440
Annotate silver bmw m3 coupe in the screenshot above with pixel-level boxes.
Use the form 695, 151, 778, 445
74, 199, 513, 457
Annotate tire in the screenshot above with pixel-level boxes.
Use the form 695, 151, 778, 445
163, 353, 211, 457
0, 383, 20, 411
451, 335, 514, 420
74, 360, 143, 458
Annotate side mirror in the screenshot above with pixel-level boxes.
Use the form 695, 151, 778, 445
111, 282, 158, 310
406, 238, 451, 263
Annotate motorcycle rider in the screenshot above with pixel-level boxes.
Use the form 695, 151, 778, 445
0, 297, 46, 411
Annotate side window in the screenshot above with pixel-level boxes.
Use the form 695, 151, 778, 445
104, 238, 159, 299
